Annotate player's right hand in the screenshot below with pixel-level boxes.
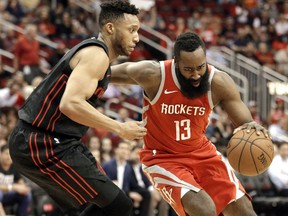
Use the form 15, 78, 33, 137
118, 121, 147, 140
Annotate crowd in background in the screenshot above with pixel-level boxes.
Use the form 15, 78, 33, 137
0, 0, 288, 215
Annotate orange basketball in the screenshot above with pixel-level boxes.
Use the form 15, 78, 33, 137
227, 129, 274, 176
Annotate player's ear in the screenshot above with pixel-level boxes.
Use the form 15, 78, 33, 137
105, 23, 114, 34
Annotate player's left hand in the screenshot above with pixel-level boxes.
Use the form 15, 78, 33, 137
234, 121, 270, 137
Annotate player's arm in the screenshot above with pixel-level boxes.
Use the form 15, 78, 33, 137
111, 60, 161, 97
59, 46, 146, 140
212, 71, 267, 135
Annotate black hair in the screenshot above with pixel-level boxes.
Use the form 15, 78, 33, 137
99, 0, 139, 28
174, 31, 206, 61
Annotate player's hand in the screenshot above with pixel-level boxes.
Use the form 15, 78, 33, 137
233, 121, 269, 137
118, 121, 147, 140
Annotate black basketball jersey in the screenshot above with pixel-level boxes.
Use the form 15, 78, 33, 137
18, 37, 111, 138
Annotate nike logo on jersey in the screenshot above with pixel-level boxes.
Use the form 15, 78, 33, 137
164, 89, 178, 94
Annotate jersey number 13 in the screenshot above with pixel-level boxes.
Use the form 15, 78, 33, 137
174, 120, 191, 141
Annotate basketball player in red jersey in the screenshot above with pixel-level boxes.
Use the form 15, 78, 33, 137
111, 32, 269, 216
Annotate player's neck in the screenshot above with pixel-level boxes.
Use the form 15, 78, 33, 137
97, 33, 118, 63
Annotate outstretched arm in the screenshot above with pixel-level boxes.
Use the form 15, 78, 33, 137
111, 60, 161, 100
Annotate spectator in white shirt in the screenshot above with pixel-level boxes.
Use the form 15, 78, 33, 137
0, 80, 23, 109
268, 115, 288, 143
268, 142, 288, 196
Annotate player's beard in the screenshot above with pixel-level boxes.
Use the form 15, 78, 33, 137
175, 65, 210, 99
113, 32, 129, 56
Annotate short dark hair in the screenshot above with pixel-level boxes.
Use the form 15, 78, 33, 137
99, 0, 139, 28
174, 31, 206, 61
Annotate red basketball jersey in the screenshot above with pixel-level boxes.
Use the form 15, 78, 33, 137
142, 59, 215, 155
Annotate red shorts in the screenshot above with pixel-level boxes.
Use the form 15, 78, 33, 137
140, 143, 248, 216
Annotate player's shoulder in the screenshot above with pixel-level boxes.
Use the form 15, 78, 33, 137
69, 45, 109, 71
76, 45, 108, 63
211, 67, 234, 87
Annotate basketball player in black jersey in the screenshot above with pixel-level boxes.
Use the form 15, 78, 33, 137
8, 1, 147, 215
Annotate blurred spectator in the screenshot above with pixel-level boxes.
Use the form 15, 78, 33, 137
0, 144, 32, 216
264, 0, 279, 20
87, 136, 101, 152
200, 8, 220, 33
230, 26, 254, 56
206, 112, 222, 141
101, 137, 114, 163
254, 42, 276, 70
0, 79, 24, 109
50, 2, 65, 28
174, 17, 187, 38
66, 0, 80, 18
91, 148, 102, 164
268, 142, 288, 196
117, 107, 131, 123
0, 57, 12, 88
234, 2, 251, 25
252, 8, 276, 39
187, 10, 202, 33
218, 16, 237, 47
5, 107, 18, 136
75, 8, 98, 37
2, 27, 17, 53
274, 44, 288, 75
35, 5, 56, 38
139, 6, 166, 31
22, 75, 43, 99
0, 1, 8, 20
267, 97, 285, 125
70, 18, 88, 43
243, 41, 257, 60
13, 23, 44, 84
5, 0, 26, 23
55, 11, 73, 41
268, 114, 288, 143
274, 13, 288, 41
272, 35, 288, 51
102, 141, 151, 216
206, 46, 227, 65
130, 144, 168, 216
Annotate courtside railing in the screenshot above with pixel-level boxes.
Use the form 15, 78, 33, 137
220, 47, 288, 119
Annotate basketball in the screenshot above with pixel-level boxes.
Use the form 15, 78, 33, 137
227, 129, 274, 176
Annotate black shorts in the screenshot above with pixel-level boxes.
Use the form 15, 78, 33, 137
8, 120, 120, 211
